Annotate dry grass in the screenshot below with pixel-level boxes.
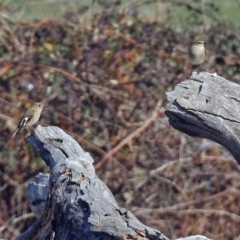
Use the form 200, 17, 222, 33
0, 1, 240, 239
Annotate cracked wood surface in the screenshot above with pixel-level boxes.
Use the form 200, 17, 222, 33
165, 71, 240, 163
17, 126, 169, 240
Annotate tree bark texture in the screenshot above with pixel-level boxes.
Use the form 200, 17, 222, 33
165, 72, 240, 164
17, 126, 169, 240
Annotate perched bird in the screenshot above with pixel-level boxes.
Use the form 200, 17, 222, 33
9, 102, 44, 141
189, 41, 206, 73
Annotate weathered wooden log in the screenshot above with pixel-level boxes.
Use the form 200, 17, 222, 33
16, 126, 169, 240
16, 117, 213, 239
165, 72, 240, 164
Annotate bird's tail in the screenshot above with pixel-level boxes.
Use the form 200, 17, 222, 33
9, 128, 20, 142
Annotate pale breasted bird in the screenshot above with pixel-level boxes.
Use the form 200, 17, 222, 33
189, 41, 206, 73
9, 102, 44, 141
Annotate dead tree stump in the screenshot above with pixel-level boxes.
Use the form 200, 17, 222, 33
16, 126, 169, 240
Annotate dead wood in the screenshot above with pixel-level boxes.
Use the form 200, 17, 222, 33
16, 126, 169, 240
165, 71, 240, 164
15, 126, 213, 240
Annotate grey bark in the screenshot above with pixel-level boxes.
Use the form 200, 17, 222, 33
165, 71, 240, 164
17, 126, 169, 240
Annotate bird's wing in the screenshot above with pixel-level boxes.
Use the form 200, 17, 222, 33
17, 108, 35, 128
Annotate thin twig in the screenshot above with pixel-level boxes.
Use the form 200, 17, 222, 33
95, 99, 164, 170
134, 187, 240, 215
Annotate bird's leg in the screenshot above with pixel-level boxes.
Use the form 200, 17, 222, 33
25, 128, 32, 138
197, 65, 201, 74
192, 65, 200, 74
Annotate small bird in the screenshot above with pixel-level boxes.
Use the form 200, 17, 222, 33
9, 102, 44, 141
189, 41, 206, 73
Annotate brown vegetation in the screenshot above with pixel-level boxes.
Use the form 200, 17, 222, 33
0, 1, 240, 239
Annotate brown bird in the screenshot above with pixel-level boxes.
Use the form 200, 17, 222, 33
189, 41, 206, 73
9, 102, 44, 141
